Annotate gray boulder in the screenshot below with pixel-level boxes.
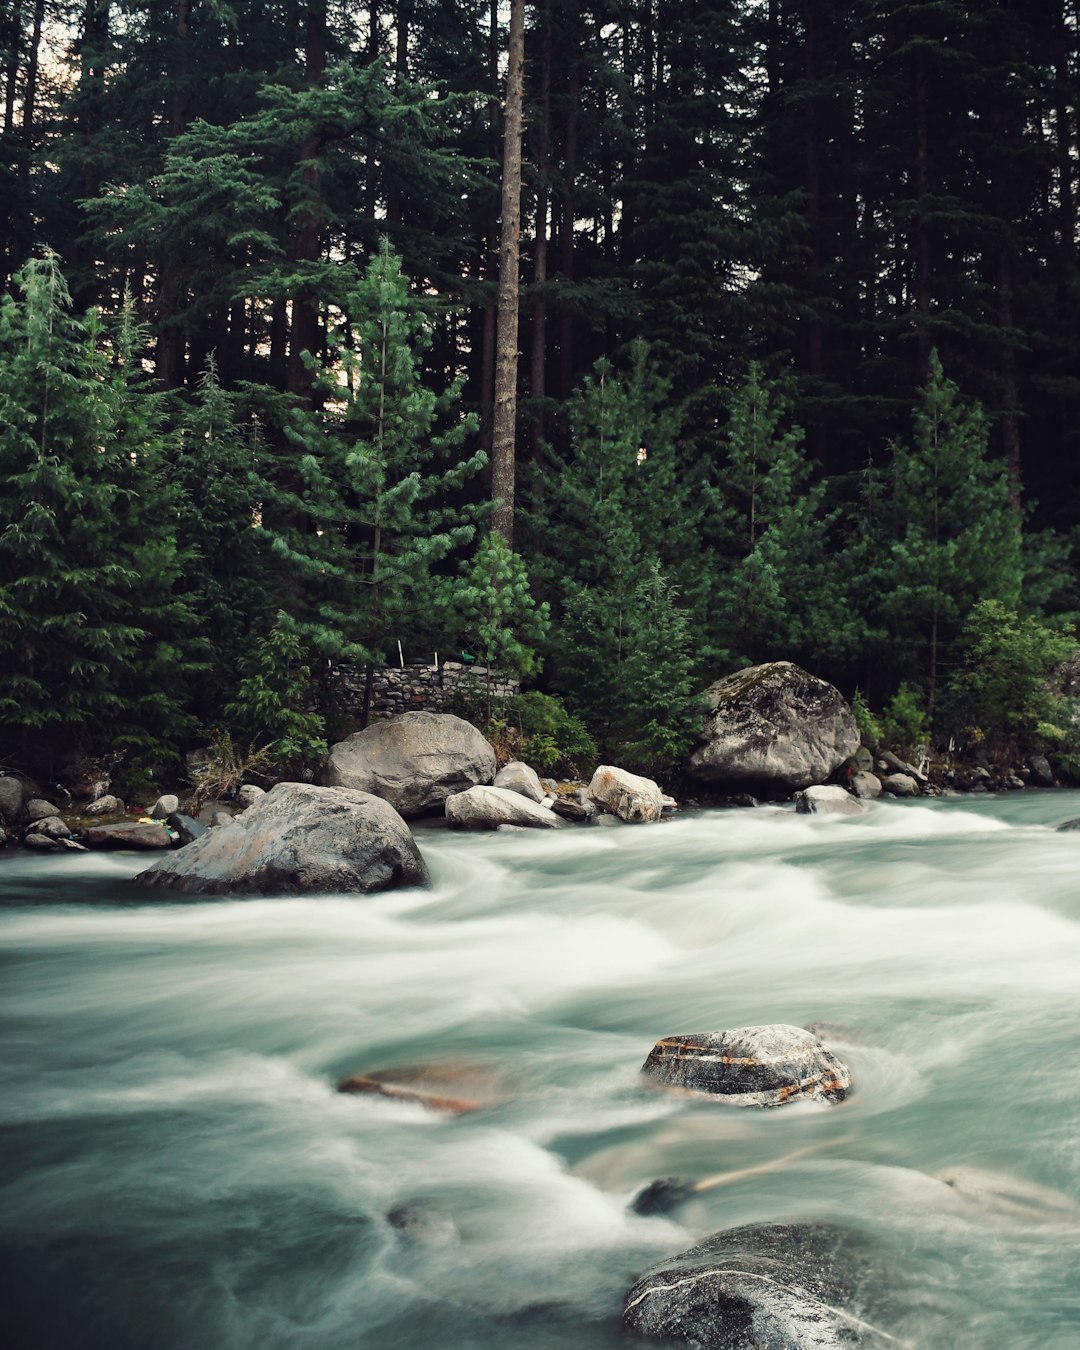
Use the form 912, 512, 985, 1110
1028, 754, 1054, 787
588, 765, 665, 823
236, 784, 266, 808
25, 815, 72, 840
850, 770, 882, 799
623, 1222, 896, 1349
794, 784, 863, 816
688, 662, 859, 793
25, 798, 62, 822
82, 822, 174, 850
882, 772, 918, 797
82, 794, 126, 817
493, 760, 546, 803
149, 793, 180, 819
445, 784, 561, 830
165, 812, 208, 846
133, 782, 428, 896
0, 776, 26, 825
324, 712, 496, 818
641, 1024, 850, 1108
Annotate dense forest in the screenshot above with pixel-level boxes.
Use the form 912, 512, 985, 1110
2, 0, 1079, 789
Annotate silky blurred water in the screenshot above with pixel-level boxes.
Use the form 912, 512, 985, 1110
2, 791, 1079, 1349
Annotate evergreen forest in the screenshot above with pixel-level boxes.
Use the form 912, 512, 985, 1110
3, 0, 1080, 789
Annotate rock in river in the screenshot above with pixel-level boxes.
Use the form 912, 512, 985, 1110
444, 784, 561, 830
133, 782, 428, 896
641, 1024, 851, 1107
794, 785, 863, 816
688, 662, 859, 794
622, 1222, 896, 1349
323, 711, 496, 818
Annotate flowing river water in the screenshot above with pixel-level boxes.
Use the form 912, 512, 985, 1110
3, 790, 1080, 1349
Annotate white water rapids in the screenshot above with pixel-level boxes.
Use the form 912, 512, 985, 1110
2, 790, 1079, 1348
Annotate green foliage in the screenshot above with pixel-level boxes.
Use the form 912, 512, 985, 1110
223, 612, 327, 778
851, 690, 882, 749
608, 564, 706, 779
880, 684, 930, 762
502, 691, 597, 779
943, 600, 1075, 759
451, 532, 550, 719
0, 252, 200, 762
882, 352, 1022, 719
707, 363, 854, 668
256, 239, 483, 666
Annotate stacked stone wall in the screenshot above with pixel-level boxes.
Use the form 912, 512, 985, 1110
327, 661, 518, 721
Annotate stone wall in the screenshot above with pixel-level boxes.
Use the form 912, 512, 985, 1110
328, 661, 519, 721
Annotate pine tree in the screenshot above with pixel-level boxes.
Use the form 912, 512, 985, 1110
707, 362, 849, 668
255, 240, 484, 697
0, 252, 199, 768
882, 350, 1022, 725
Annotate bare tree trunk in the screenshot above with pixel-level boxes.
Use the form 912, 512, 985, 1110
530, 0, 552, 453
491, 0, 525, 547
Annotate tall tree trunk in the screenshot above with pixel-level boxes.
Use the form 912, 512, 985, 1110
559, 60, 578, 398
913, 43, 932, 378
155, 0, 192, 388
491, 0, 525, 547
530, 0, 552, 453
288, 0, 327, 403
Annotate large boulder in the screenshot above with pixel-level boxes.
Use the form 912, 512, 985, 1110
445, 784, 562, 830
623, 1222, 895, 1349
588, 765, 665, 823
133, 782, 428, 896
688, 662, 859, 793
0, 776, 26, 826
323, 712, 496, 818
641, 1024, 851, 1108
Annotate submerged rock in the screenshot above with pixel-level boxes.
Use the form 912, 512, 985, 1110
641, 1025, 851, 1108
133, 782, 428, 895
688, 662, 859, 793
339, 1063, 499, 1115
622, 1222, 896, 1349
323, 711, 496, 818
794, 785, 863, 816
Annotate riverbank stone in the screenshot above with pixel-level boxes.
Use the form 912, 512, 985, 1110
323, 711, 496, 818
641, 1024, 851, 1107
133, 782, 429, 895
622, 1222, 895, 1349
687, 662, 860, 793
82, 822, 174, 850
444, 784, 561, 830
0, 776, 25, 825
493, 760, 546, 803
850, 771, 882, 799
588, 765, 665, 823
794, 784, 863, 816
882, 772, 918, 797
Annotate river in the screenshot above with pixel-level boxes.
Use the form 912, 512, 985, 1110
2, 790, 1079, 1349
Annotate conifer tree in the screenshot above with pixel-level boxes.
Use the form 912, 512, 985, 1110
255, 240, 484, 698
708, 362, 848, 668
0, 252, 199, 767
882, 351, 1022, 725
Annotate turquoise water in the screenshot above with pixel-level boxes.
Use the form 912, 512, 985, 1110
2, 791, 1079, 1348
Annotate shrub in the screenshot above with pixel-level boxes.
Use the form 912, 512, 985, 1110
943, 600, 1075, 759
